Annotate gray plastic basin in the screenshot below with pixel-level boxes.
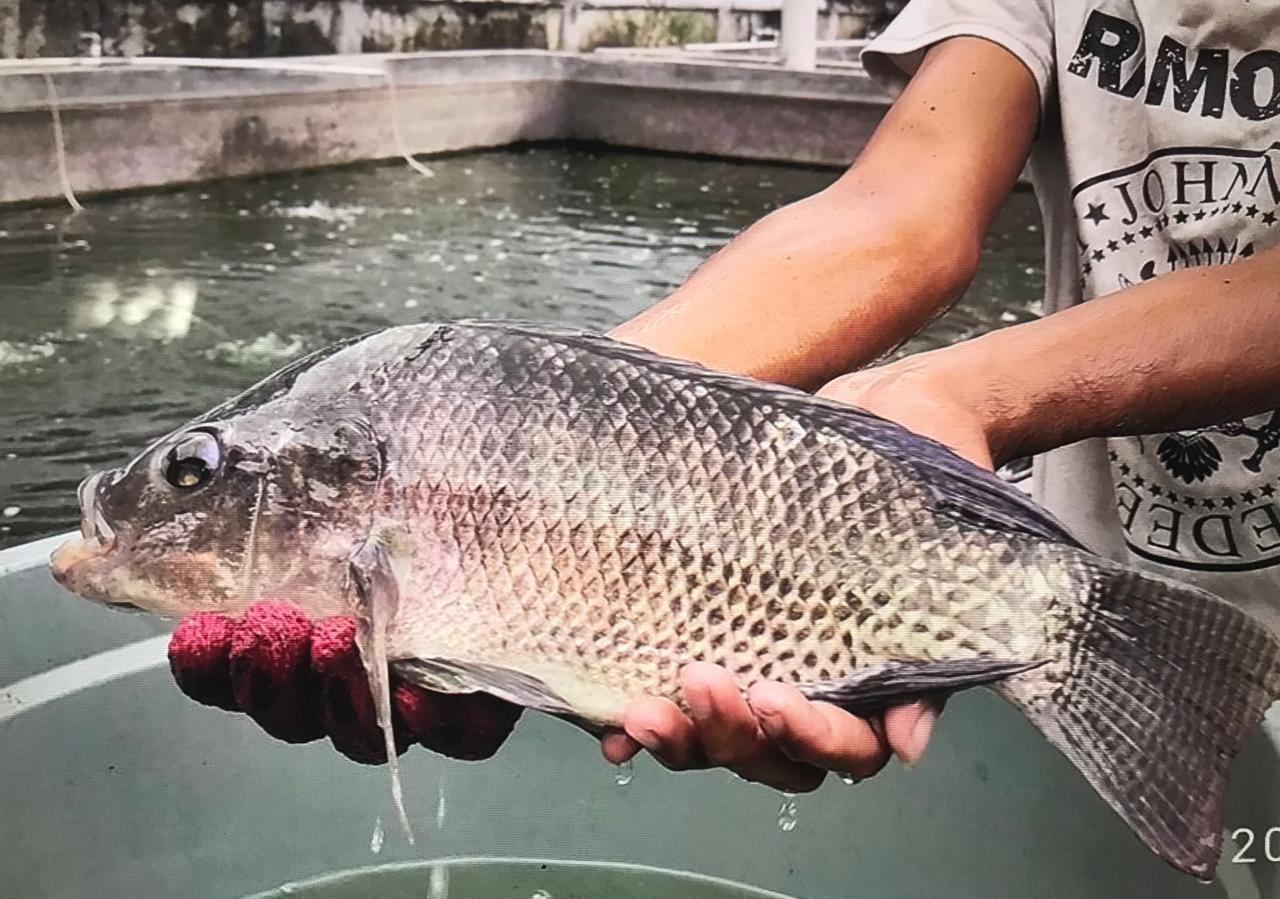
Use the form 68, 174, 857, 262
3, 533, 1278, 898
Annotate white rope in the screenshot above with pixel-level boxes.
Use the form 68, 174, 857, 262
42, 72, 83, 213
383, 60, 435, 179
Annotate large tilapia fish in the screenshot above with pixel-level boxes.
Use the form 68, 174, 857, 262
50, 320, 1280, 878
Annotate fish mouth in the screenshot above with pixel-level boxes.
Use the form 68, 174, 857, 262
49, 471, 124, 604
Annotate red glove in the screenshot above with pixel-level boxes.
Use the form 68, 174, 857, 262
167, 600, 521, 764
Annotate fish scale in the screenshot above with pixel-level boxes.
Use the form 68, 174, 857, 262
49, 320, 1280, 879
370, 325, 1057, 709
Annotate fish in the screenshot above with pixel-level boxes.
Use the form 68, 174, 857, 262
49, 319, 1280, 879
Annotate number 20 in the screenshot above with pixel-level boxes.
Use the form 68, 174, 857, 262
1231, 827, 1280, 863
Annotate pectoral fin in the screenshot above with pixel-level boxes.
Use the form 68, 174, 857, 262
799, 657, 1045, 718
350, 523, 414, 845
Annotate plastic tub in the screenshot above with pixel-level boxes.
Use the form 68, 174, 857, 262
2, 533, 1278, 898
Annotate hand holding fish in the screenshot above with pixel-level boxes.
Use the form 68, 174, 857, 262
167, 599, 522, 764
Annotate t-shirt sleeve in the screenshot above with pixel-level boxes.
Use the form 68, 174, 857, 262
860, 0, 1054, 115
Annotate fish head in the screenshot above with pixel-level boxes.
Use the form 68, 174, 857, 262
50, 409, 386, 621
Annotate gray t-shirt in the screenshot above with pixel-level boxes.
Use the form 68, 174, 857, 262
863, 1, 1280, 632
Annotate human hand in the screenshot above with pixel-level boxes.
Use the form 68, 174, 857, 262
167, 600, 522, 764
600, 662, 941, 792
818, 351, 999, 471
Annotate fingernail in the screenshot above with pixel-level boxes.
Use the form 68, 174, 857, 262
633, 728, 663, 753
750, 701, 784, 739
684, 683, 712, 720
897, 708, 936, 769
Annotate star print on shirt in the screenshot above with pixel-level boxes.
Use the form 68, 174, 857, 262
1084, 203, 1109, 225
1174, 211, 1190, 224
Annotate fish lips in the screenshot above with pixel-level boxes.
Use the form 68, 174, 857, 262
49, 471, 132, 608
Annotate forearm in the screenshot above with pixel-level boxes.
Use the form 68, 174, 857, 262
610, 36, 1039, 390
933, 249, 1280, 463
610, 188, 977, 390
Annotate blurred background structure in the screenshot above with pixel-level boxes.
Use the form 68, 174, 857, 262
0, 0, 904, 57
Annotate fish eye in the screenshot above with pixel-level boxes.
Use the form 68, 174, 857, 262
163, 429, 222, 490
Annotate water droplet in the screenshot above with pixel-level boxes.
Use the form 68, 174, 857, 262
261, 242, 276, 251
2, 506, 20, 518
777, 793, 798, 833
839, 773, 859, 785
614, 760, 634, 786
369, 816, 384, 854
404, 299, 419, 309
391, 233, 409, 242
436, 783, 447, 828
530, 891, 552, 899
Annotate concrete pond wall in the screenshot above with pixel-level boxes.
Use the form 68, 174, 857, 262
0, 50, 895, 207
0, 0, 904, 57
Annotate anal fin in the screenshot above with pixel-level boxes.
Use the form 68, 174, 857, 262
799, 657, 1046, 718
395, 657, 577, 718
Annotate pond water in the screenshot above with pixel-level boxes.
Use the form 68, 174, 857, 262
0, 146, 1044, 549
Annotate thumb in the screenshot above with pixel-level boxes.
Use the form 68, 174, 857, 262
883, 698, 945, 768
815, 368, 882, 406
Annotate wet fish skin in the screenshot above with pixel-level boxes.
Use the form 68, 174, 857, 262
49, 320, 1280, 880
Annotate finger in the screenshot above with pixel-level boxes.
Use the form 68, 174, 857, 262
681, 665, 824, 793
884, 698, 945, 768
600, 729, 643, 765
748, 681, 890, 779
680, 663, 762, 767
311, 615, 406, 764
229, 600, 327, 744
397, 687, 522, 762
621, 695, 707, 770
168, 612, 238, 711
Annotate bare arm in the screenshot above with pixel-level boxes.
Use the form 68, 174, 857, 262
846, 246, 1280, 470
601, 37, 1042, 790
610, 36, 1040, 389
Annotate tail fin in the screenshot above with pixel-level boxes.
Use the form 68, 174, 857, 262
997, 560, 1280, 880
